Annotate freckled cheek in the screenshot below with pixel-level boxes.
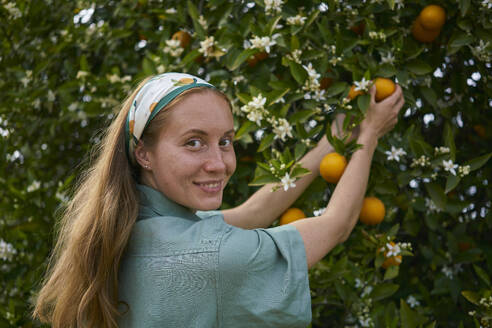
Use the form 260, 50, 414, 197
226, 152, 237, 177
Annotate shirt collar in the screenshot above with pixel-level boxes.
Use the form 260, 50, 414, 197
137, 184, 199, 221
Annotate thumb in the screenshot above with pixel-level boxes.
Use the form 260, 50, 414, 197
369, 84, 376, 106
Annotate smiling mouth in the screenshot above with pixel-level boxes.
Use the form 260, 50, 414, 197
193, 180, 223, 193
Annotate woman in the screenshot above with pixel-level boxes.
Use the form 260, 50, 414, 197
32, 72, 404, 327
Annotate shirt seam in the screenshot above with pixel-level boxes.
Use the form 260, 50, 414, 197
216, 225, 232, 328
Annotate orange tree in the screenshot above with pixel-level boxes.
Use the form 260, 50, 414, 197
0, 0, 491, 326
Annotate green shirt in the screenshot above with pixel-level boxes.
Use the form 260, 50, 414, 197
117, 184, 311, 327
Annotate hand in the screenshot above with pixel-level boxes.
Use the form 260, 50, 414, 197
359, 84, 405, 141
330, 113, 360, 143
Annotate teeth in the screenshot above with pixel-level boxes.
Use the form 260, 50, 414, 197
200, 182, 220, 188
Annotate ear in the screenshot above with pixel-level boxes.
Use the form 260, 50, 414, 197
134, 140, 152, 170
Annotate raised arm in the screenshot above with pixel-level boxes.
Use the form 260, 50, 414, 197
291, 85, 404, 268
222, 114, 356, 230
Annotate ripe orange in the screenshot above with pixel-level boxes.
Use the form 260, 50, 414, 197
419, 5, 446, 30
247, 51, 268, 67
350, 21, 365, 35
379, 242, 402, 269
279, 208, 306, 225
319, 153, 347, 184
172, 30, 192, 48
473, 125, 486, 138
411, 16, 441, 43
347, 85, 364, 100
374, 78, 396, 102
359, 197, 385, 225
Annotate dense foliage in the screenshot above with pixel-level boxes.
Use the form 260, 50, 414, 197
0, 0, 491, 327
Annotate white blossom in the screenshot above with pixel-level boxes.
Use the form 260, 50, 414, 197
198, 36, 216, 57
76, 70, 89, 80
47, 90, 56, 102
165, 8, 177, 14
394, 0, 404, 10
286, 49, 302, 64
361, 285, 373, 298
198, 15, 207, 29
163, 39, 184, 57
434, 146, 450, 155
442, 160, 458, 176
302, 63, 321, 80
68, 102, 78, 111
4, 2, 22, 19
458, 165, 471, 177
354, 77, 371, 92
355, 278, 364, 289
406, 295, 420, 308
441, 266, 453, 279
380, 51, 395, 65
273, 118, 293, 141
286, 15, 307, 26
481, 0, 492, 9
0, 239, 17, 261
385, 242, 401, 257
264, 0, 284, 15
425, 198, 440, 213
385, 146, 407, 162
249, 95, 267, 109
27, 180, 41, 193
249, 35, 277, 53
280, 173, 296, 191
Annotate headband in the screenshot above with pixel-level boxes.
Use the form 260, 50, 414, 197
125, 72, 215, 165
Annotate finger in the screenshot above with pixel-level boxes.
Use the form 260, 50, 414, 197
394, 95, 405, 112
369, 85, 376, 106
390, 85, 404, 105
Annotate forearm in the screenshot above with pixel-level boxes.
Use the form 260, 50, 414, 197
291, 133, 378, 268
223, 140, 334, 229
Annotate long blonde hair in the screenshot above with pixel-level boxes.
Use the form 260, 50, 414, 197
32, 78, 230, 327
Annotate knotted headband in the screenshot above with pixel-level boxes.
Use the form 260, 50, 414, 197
125, 72, 215, 165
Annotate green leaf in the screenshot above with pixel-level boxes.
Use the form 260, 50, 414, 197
445, 175, 461, 194
295, 143, 307, 161
371, 283, 399, 301
291, 35, 300, 50
180, 49, 202, 67
142, 57, 155, 75
400, 299, 426, 328
257, 133, 275, 152
461, 290, 480, 305
266, 15, 282, 36
289, 61, 308, 85
228, 48, 257, 71
420, 87, 437, 108
324, 82, 347, 97
290, 110, 314, 123
291, 166, 311, 178
465, 152, 492, 171
248, 174, 278, 186
357, 94, 371, 113
386, 0, 395, 10
443, 122, 456, 160
384, 265, 399, 280
425, 182, 447, 210
235, 121, 256, 140
459, 0, 471, 16
266, 88, 290, 106
406, 60, 433, 75
473, 264, 491, 287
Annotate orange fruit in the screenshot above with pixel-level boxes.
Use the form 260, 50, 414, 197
350, 21, 365, 35
279, 208, 306, 225
359, 197, 385, 225
247, 51, 268, 67
347, 85, 365, 100
319, 153, 347, 184
379, 242, 402, 269
419, 5, 446, 30
320, 77, 334, 90
411, 17, 441, 43
172, 30, 192, 48
473, 125, 486, 138
374, 78, 396, 102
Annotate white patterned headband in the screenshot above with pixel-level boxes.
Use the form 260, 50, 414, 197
125, 72, 215, 165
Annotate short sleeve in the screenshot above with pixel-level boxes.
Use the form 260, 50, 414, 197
219, 224, 311, 327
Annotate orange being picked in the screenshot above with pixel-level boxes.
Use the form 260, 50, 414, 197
319, 152, 347, 184
172, 30, 192, 48
374, 78, 396, 102
379, 242, 402, 269
419, 5, 446, 30
359, 197, 385, 225
279, 208, 306, 225
347, 85, 365, 100
411, 17, 441, 43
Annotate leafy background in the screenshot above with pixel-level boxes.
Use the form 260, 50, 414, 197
0, 0, 491, 327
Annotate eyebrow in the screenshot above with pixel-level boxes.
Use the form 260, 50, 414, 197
182, 129, 235, 137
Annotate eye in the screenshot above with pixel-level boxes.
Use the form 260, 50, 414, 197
185, 139, 203, 150
219, 137, 233, 148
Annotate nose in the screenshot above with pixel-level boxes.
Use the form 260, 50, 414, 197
203, 146, 227, 173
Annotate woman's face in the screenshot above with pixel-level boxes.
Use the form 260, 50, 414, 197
142, 90, 236, 211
